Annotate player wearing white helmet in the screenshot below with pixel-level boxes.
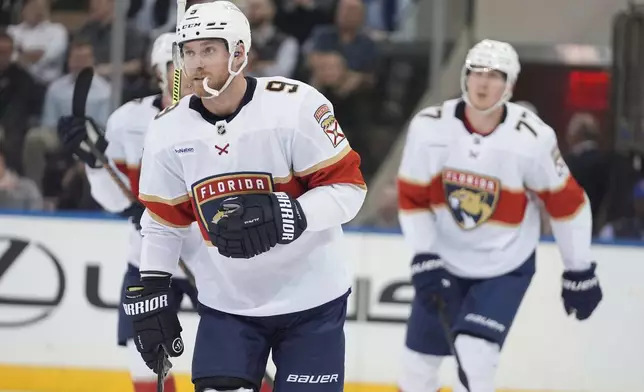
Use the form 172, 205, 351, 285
396, 39, 602, 391
57, 33, 201, 392
122, 1, 366, 392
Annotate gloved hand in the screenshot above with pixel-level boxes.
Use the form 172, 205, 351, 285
411, 253, 459, 310
123, 273, 184, 372
119, 202, 145, 231
209, 192, 307, 259
57, 115, 107, 168
561, 262, 602, 320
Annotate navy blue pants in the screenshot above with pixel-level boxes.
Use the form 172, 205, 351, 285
192, 291, 349, 392
117, 263, 199, 346
406, 253, 535, 355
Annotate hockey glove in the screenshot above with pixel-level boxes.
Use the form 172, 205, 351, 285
411, 253, 459, 310
123, 273, 184, 372
119, 202, 145, 231
57, 115, 108, 169
561, 262, 602, 320
209, 192, 307, 259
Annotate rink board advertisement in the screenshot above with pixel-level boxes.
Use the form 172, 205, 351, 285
0, 212, 642, 392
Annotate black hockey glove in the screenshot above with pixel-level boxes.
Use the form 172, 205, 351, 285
208, 192, 307, 259
57, 115, 108, 169
123, 273, 184, 372
561, 262, 602, 320
411, 253, 460, 310
119, 202, 145, 231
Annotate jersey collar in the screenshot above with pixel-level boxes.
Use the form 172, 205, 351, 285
189, 77, 257, 125
455, 100, 507, 137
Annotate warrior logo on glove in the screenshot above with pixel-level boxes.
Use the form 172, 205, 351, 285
123, 273, 184, 372
192, 172, 308, 258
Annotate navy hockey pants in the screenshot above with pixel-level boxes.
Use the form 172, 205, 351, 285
406, 253, 535, 354
192, 290, 350, 392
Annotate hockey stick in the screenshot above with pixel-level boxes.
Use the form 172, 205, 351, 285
172, 0, 186, 105
73, 68, 133, 201
434, 296, 470, 392
156, 348, 173, 392
72, 67, 196, 287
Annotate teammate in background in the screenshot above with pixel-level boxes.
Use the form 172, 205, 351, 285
396, 39, 603, 392
57, 33, 200, 392
123, 2, 366, 391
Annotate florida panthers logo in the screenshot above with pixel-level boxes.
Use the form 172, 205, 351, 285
191, 172, 274, 244
443, 170, 500, 230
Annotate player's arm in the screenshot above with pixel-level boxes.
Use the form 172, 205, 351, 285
84, 112, 133, 213
398, 110, 456, 310
397, 112, 439, 253
524, 129, 592, 271
211, 87, 366, 259
138, 127, 196, 275
524, 128, 602, 320
123, 123, 188, 373
291, 88, 367, 231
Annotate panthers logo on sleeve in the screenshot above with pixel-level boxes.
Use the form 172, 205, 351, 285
314, 104, 346, 148
443, 169, 500, 230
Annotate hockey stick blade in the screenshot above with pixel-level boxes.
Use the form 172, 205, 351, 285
72, 67, 94, 118
434, 295, 470, 392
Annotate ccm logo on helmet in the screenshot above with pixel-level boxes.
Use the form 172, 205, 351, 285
181, 23, 201, 30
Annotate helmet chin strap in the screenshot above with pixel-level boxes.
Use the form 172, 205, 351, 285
462, 90, 511, 115
201, 49, 248, 100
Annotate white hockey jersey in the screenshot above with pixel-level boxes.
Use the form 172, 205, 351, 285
398, 99, 592, 278
138, 77, 367, 316
85, 95, 202, 274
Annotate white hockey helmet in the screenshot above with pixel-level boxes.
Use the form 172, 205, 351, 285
460, 39, 521, 113
150, 32, 176, 92
175, 1, 252, 98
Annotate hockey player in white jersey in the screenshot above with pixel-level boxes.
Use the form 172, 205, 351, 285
121, 2, 366, 392
396, 39, 603, 392
57, 33, 200, 392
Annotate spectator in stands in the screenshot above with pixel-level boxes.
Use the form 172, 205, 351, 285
23, 38, 111, 189
307, 0, 378, 94
75, 0, 146, 82
274, 0, 335, 44
54, 158, 101, 211
598, 179, 644, 241
7, 0, 67, 85
245, 0, 299, 78
128, 0, 177, 41
0, 144, 43, 210
0, 0, 21, 26
563, 112, 609, 228
0, 30, 42, 174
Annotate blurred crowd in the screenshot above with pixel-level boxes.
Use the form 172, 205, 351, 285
0, 0, 410, 209
0, 0, 641, 241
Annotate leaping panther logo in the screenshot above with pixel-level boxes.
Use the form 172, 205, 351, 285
443, 170, 500, 230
